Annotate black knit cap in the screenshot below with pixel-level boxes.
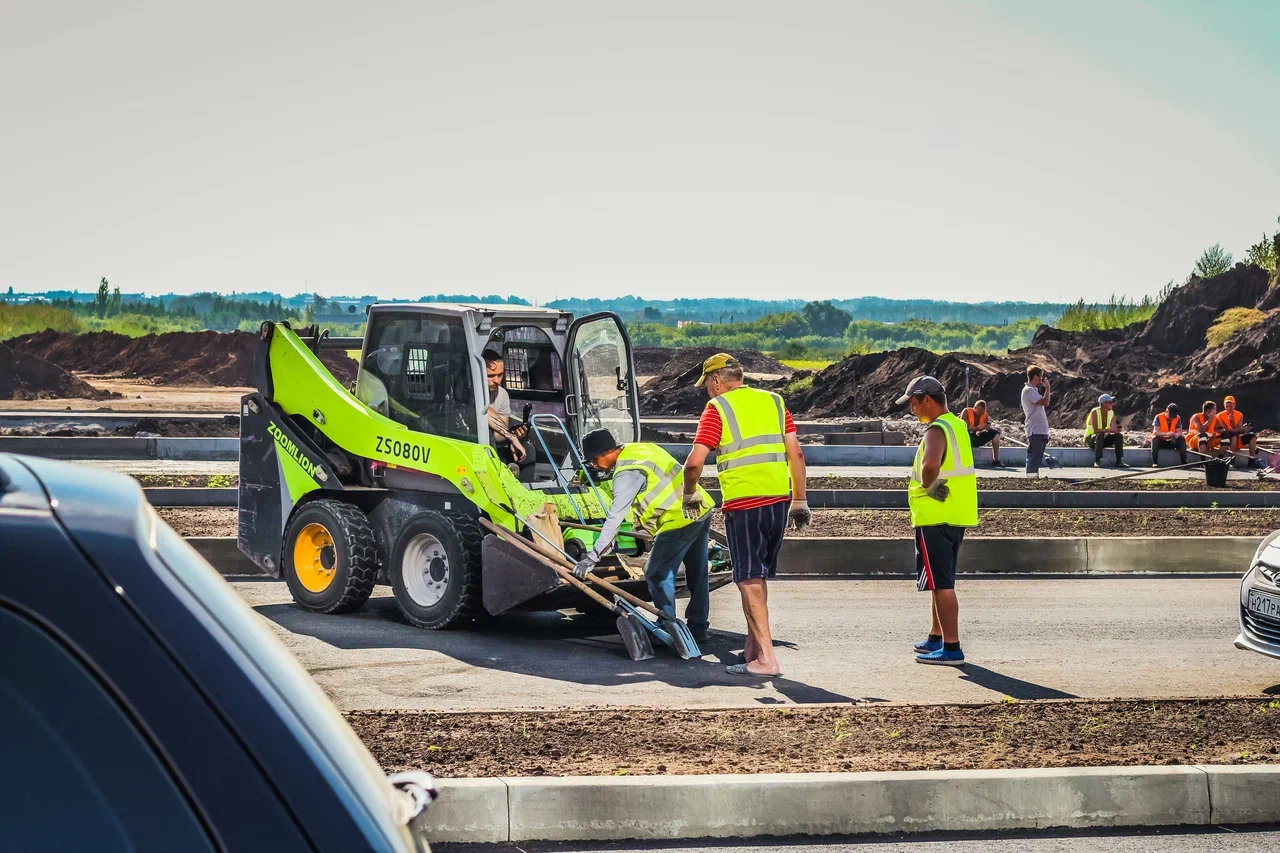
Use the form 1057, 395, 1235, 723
581, 429, 619, 462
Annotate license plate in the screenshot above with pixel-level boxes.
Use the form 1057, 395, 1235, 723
1248, 590, 1280, 621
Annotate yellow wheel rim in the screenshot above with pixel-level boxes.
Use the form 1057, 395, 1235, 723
293, 522, 337, 593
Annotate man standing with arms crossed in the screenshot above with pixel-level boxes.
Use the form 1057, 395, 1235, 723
900, 376, 979, 666
682, 354, 810, 678
1021, 366, 1051, 477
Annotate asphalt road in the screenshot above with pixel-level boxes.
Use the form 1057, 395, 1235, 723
438, 826, 1280, 853
233, 577, 1280, 711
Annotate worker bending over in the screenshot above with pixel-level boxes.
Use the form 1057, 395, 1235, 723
1215, 396, 1258, 463
682, 353, 810, 678
1084, 394, 1126, 468
961, 400, 1004, 467
573, 430, 715, 643
1188, 402, 1221, 455
1150, 403, 1187, 467
899, 376, 978, 666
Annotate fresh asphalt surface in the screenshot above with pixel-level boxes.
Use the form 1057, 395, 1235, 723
233, 577, 1280, 711
438, 827, 1280, 852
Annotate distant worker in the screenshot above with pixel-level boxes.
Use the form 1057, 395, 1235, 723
1084, 393, 1126, 468
1150, 403, 1188, 467
573, 429, 715, 643
961, 400, 1004, 467
1021, 366, 1051, 477
1215, 396, 1258, 463
1188, 401, 1221, 455
898, 376, 977, 667
483, 349, 536, 481
682, 353, 809, 678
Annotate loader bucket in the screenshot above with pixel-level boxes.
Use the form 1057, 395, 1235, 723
481, 533, 564, 616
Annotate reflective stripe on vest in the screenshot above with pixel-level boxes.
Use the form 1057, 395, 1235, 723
709, 386, 791, 503
615, 443, 712, 535
908, 411, 978, 528
1083, 406, 1114, 441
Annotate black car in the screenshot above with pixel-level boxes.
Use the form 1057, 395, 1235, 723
0, 454, 435, 852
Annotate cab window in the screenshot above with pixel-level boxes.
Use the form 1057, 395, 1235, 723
356, 313, 477, 442
488, 325, 563, 393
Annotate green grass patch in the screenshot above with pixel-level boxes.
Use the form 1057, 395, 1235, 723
1206, 307, 1267, 348
780, 359, 834, 370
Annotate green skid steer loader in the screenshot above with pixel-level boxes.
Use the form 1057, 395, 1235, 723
237, 303, 731, 630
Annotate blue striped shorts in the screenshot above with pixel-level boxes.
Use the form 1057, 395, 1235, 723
724, 500, 791, 583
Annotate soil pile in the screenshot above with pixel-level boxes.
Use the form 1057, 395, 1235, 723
783, 263, 1280, 431
0, 344, 118, 401
638, 347, 793, 415
8, 330, 359, 387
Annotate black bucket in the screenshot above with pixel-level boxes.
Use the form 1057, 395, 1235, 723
1203, 458, 1231, 488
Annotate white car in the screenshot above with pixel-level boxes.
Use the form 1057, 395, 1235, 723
1236, 531, 1280, 660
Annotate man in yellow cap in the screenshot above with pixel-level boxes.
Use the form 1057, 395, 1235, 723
1214, 396, 1258, 462
682, 353, 809, 678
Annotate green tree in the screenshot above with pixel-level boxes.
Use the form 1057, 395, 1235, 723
1193, 243, 1233, 278
107, 285, 122, 316
802, 300, 853, 337
312, 293, 328, 315
95, 277, 110, 318
643, 306, 661, 321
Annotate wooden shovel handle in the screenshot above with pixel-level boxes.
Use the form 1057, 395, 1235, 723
478, 517, 615, 611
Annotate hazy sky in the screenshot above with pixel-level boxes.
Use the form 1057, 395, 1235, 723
3, 1, 1277, 304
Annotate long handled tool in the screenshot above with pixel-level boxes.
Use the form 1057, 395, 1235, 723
477, 517, 654, 661
1070, 457, 1208, 487
520, 519, 701, 659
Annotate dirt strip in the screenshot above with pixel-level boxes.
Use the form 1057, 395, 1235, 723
156, 506, 1280, 539
765, 475, 1280, 492
347, 699, 1280, 777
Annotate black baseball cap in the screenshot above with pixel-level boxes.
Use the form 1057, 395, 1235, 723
581, 429, 619, 461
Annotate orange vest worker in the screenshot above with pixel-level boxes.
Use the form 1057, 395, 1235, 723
1214, 409, 1246, 451
1151, 412, 1181, 440
962, 407, 988, 430
1188, 412, 1219, 449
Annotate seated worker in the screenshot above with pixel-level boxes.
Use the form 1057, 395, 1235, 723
573, 428, 715, 644
1150, 403, 1187, 467
961, 400, 1004, 467
1188, 401, 1221, 455
1215, 395, 1259, 463
1083, 393, 1126, 468
483, 349, 536, 481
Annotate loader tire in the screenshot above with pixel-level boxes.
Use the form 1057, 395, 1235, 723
389, 510, 483, 629
283, 499, 379, 614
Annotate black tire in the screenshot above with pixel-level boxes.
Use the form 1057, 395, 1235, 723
389, 511, 483, 629
282, 499, 379, 614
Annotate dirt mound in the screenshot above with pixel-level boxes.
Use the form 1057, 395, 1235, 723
8, 330, 358, 388
0, 343, 118, 401
637, 347, 793, 415
1137, 264, 1272, 356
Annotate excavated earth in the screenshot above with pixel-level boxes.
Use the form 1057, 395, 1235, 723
638, 347, 793, 415
7, 329, 358, 387
349, 699, 1280, 777
0, 343, 119, 401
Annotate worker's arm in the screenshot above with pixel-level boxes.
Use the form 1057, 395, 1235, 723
573, 470, 645, 577
785, 433, 806, 500
919, 425, 946, 489
682, 443, 711, 496
1036, 380, 1051, 407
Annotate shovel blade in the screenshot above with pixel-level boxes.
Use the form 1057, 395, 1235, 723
662, 617, 702, 660
616, 613, 655, 661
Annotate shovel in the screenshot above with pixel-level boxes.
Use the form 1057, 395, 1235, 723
521, 520, 703, 660
477, 518, 654, 661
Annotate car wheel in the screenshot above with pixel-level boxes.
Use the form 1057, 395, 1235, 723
282, 499, 379, 614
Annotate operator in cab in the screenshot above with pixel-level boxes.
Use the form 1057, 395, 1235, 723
483, 349, 537, 481
574, 429, 715, 644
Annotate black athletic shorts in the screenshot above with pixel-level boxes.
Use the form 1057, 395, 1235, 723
915, 525, 966, 592
969, 429, 998, 448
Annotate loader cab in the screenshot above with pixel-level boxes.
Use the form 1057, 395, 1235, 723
355, 304, 640, 486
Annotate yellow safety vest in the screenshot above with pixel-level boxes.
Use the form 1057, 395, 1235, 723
707, 386, 791, 504
909, 412, 979, 528
1083, 406, 1114, 441
615, 443, 713, 536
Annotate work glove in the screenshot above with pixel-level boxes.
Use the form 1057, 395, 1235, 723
682, 490, 705, 519
925, 480, 950, 502
572, 551, 599, 580
788, 499, 811, 531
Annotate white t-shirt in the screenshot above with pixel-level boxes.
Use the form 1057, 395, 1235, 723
1021, 383, 1049, 436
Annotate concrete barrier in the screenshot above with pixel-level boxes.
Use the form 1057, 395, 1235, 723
492, 765, 1213, 841
1202, 765, 1280, 825
422, 778, 509, 843
145, 487, 238, 507
187, 537, 265, 577
0, 436, 238, 461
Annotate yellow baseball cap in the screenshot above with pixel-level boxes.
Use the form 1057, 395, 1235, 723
694, 353, 740, 387
1224, 395, 1237, 404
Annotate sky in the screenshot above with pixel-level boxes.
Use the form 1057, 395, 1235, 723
2, 0, 1277, 304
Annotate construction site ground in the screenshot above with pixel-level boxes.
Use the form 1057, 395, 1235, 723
156, 506, 1280, 539
231, 577, 1278, 712
350, 698, 1279, 777
0, 380, 250, 412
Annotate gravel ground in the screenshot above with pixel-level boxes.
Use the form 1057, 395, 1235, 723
348, 698, 1280, 777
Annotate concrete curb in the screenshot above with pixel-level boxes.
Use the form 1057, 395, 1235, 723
424, 765, 1278, 842
142, 486, 1280, 509
0, 436, 237, 460
190, 535, 1260, 579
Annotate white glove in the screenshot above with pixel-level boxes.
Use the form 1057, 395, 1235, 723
572, 551, 599, 580
789, 499, 811, 530
682, 491, 705, 519
925, 480, 950, 501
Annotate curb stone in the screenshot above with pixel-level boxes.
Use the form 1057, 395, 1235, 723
425, 765, 1279, 843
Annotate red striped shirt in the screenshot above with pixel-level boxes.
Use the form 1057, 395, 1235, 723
694, 403, 797, 512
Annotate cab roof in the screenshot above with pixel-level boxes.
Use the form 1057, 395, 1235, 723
369, 302, 565, 319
